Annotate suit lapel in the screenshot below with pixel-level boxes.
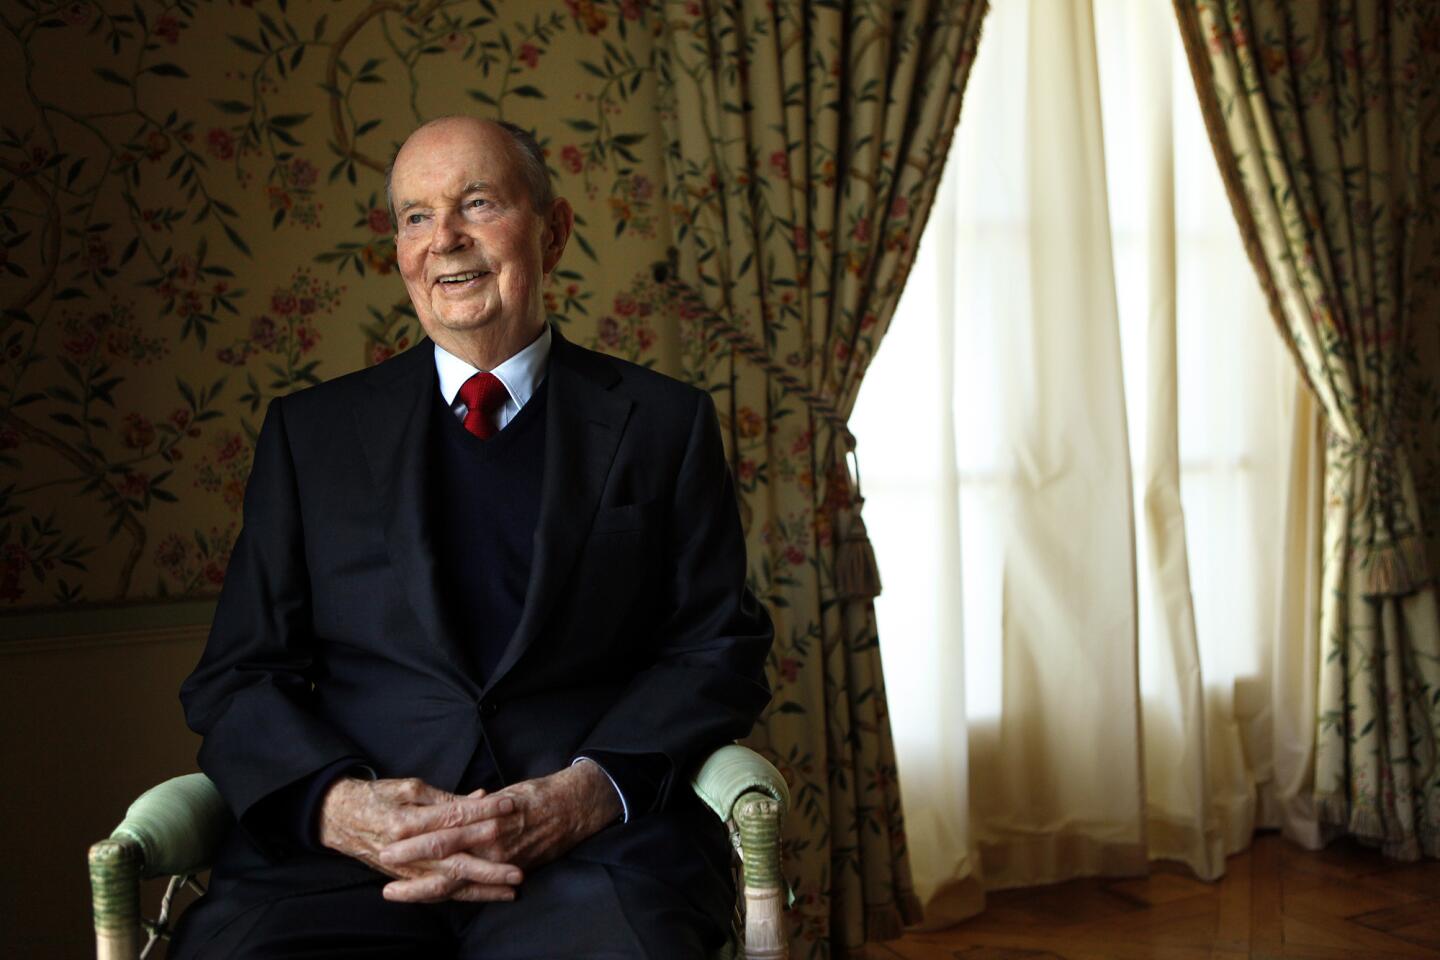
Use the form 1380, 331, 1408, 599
355, 341, 478, 693
485, 329, 632, 691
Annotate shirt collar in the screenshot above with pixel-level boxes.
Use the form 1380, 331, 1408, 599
433, 323, 551, 410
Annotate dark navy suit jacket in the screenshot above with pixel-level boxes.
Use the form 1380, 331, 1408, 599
180, 326, 773, 905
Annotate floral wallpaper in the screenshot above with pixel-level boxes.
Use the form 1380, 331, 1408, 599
1, 0, 676, 610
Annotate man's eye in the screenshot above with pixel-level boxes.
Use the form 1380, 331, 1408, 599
407, 213, 426, 225
468, 198, 487, 209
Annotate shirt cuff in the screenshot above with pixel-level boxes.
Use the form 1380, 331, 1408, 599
571, 756, 630, 823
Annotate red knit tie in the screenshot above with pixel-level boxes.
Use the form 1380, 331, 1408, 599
458, 372, 509, 440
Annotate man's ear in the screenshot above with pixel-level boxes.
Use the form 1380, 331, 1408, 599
542, 198, 575, 275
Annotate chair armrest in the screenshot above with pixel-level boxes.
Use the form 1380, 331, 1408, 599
691, 744, 790, 822
110, 772, 232, 878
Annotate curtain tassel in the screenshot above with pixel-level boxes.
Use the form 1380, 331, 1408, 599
1362, 534, 1432, 598
857, 892, 924, 945
862, 905, 906, 942
835, 498, 883, 601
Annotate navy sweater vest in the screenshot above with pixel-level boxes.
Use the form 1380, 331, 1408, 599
431, 375, 549, 687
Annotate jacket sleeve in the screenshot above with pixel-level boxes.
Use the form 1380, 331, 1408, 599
179, 397, 369, 855
576, 389, 773, 812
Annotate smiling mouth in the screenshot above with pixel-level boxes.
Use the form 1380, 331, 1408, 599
436, 270, 490, 285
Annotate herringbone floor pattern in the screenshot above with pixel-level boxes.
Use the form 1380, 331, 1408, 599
868, 833, 1440, 960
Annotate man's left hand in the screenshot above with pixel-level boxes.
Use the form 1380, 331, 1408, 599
376, 760, 622, 901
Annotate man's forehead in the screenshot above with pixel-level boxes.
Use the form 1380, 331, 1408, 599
395, 119, 511, 171
392, 121, 520, 201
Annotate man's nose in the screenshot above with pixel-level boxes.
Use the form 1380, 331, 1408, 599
429, 209, 470, 253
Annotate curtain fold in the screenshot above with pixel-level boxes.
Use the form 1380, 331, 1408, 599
1174, 0, 1440, 859
652, 0, 988, 953
969, 0, 1148, 884
1265, 379, 1325, 850
1116, 0, 1238, 880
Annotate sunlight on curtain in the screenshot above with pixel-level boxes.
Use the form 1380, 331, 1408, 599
850, 0, 1316, 916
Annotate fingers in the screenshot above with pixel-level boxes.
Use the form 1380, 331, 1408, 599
378, 814, 517, 865
323, 778, 511, 861
380, 854, 523, 903
382, 877, 517, 903
450, 884, 524, 903
386, 791, 515, 841
434, 793, 512, 829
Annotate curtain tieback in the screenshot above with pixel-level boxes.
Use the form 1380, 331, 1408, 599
662, 260, 882, 601
1325, 426, 1433, 597
835, 437, 882, 601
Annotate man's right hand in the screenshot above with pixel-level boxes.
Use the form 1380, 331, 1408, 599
318, 777, 523, 903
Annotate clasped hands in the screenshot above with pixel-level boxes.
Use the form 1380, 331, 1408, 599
318, 759, 622, 903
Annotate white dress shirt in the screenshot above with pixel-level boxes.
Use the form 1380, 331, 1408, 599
433, 323, 552, 433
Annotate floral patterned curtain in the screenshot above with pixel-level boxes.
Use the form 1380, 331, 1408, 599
652, 0, 988, 953
1173, 0, 1440, 858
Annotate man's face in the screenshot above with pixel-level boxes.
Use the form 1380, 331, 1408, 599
390, 119, 566, 352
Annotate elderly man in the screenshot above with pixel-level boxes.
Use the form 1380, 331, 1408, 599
171, 116, 773, 958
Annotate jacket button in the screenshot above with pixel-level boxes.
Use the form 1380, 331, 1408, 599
479, 701, 498, 718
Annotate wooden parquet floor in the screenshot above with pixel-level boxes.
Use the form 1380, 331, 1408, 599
868, 833, 1440, 960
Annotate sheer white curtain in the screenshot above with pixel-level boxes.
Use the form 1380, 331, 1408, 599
850, 0, 1323, 923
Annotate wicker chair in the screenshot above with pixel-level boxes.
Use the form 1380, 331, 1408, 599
89, 744, 788, 960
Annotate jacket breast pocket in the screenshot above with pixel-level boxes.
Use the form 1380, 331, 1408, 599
590, 497, 663, 536
576, 499, 664, 634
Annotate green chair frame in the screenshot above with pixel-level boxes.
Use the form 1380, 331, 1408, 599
89, 744, 789, 959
